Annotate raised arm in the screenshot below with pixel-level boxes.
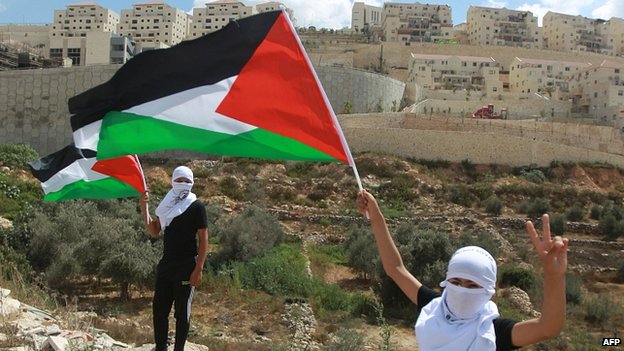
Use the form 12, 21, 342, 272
357, 190, 422, 304
511, 214, 568, 347
139, 191, 161, 238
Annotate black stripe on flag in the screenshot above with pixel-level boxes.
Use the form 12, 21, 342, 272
29, 145, 97, 183
69, 10, 282, 131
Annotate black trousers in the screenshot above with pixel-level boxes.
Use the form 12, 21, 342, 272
153, 258, 195, 351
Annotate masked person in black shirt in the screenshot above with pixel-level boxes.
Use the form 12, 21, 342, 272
140, 166, 208, 351
356, 189, 568, 351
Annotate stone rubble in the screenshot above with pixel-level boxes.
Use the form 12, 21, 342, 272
0, 287, 209, 351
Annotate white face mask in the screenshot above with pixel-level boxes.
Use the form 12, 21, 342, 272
172, 181, 193, 197
443, 283, 492, 320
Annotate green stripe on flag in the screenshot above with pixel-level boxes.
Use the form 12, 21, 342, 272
44, 177, 140, 202
97, 112, 339, 162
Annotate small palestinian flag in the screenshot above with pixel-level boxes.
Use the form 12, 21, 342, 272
29, 145, 145, 202
69, 10, 353, 165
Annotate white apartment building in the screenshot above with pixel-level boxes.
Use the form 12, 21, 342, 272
118, 2, 190, 51
189, 0, 253, 39
597, 17, 624, 57
49, 2, 119, 38
256, 2, 296, 27
466, 6, 540, 48
48, 3, 121, 65
509, 57, 592, 95
569, 60, 624, 126
542, 12, 611, 55
382, 2, 453, 43
352, 2, 383, 34
408, 53, 502, 94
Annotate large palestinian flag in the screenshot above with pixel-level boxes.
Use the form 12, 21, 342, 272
69, 10, 353, 165
29, 145, 145, 202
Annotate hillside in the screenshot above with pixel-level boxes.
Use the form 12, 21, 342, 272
1, 153, 624, 350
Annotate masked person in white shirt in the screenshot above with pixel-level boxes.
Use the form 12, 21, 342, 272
356, 189, 568, 351
140, 166, 208, 351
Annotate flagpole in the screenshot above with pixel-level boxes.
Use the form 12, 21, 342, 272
280, 7, 364, 192
134, 154, 148, 193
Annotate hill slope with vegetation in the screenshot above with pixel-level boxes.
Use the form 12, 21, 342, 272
1, 144, 623, 350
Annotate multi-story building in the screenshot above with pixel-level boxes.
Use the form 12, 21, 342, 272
189, 0, 253, 39
351, 2, 382, 34
256, 2, 296, 27
542, 11, 611, 55
466, 6, 540, 48
509, 57, 592, 95
381, 2, 453, 43
408, 53, 502, 94
569, 60, 624, 125
118, 2, 190, 51
597, 17, 624, 57
49, 2, 119, 39
48, 3, 123, 65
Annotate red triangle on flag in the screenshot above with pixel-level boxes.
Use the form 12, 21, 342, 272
216, 12, 349, 163
92, 155, 146, 193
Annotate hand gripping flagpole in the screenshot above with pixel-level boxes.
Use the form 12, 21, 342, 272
280, 7, 365, 194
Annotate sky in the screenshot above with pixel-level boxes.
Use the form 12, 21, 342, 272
0, 0, 622, 29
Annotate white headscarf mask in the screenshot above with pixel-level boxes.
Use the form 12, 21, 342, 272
415, 246, 499, 351
155, 166, 197, 228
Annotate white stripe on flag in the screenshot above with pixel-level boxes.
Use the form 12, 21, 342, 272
42, 158, 107, 194
125, 76, 256, 135
73, 120, 102, 151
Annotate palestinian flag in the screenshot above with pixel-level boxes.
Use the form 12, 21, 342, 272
29, 145, 146, 202
69, 10, 353, 165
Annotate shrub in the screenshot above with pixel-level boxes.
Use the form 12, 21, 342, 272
0, 144, 39, 169
527, 198, 550, 218
378, 175, 418, 209
461, 159, 478, 180
617, 261, 624, 283
344, 225, 378, 279
567, 205, 584, 222
590, 205, 602, 220
218, 176, 244, 200
598, 214, 624, 240
448, 184, 478, 207
522, 169, 546, 184
549, 213, 567, 235
585, 293, 617, 326
566, 273, 583, 305
499, 266, 536, 291
457, 231, 499, 259
325, 328, 365, 351
233, 244, 309, 296
484, 195, 503, 215
214, 205, 284, 264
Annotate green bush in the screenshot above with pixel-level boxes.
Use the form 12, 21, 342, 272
567, 205, 584, 221
585, 293, 617, 326
617, 261, 624, 283
566, 273, 583, 305
214, 205, 284, 264
499, 266, 536, 291
484, 195, 503, 215
457, 231, 499, 259
461, 159, 478, 180
344, 225, 378, 279
549, 213, 567, 235
378, 175, 418, 210
325, 328, 365, 351
598, 214, 624, 240
522, 169, 546, 184
0, 144, 39, 169
448, 184, 478, 207
233, 244, 309, 296
528, 198, 550, 218
590, 205, 602, 220
218, 176, 244, 200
